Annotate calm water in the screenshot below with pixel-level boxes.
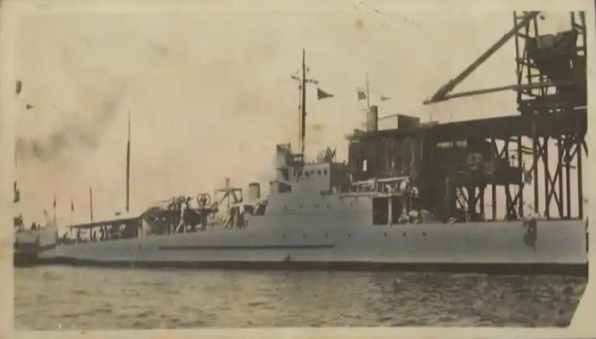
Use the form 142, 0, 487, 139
14, 266, 586, 329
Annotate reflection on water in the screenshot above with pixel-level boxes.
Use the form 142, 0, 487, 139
14, 266, 586, 329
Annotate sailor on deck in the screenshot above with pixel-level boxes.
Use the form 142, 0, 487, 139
408, 210, 421, 224
398, 210, 409, 224
522, 203, 539, 250
176, 197, 191, 233
523, 203, 539, 222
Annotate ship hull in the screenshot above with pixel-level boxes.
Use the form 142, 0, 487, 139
35, 217, 588, 276
14, 225, 58, 266
31, 259, 586, 276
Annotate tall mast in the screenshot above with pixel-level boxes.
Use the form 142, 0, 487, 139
291, 49, 318, 155
300, 49, 307, 155
126, 110, 131, 213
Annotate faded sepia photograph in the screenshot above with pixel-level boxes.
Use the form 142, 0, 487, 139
2, 0, 595, 334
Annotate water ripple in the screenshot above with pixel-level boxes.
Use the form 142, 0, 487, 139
14, 266, 587, 330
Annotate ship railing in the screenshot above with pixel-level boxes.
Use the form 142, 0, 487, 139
337, 191, 405, 198
350, 176, 411, 195
375, 176, 410, 183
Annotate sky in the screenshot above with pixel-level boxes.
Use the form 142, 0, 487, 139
5, 0, 590, 226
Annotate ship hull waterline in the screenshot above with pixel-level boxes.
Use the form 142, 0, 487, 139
26, 218, 589, 276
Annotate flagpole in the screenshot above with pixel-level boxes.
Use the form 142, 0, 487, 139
89, 187, 94, 222
53, 194, 57, 224
300, 49, 307, 155
126, 110, 131, 214
365, 72, 370, 109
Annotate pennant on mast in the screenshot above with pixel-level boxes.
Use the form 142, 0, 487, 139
317, 88, 334, 100
357, 90, 367, 100
357, 73, 390, 105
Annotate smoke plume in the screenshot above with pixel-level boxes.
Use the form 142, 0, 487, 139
15, 94, 124, 163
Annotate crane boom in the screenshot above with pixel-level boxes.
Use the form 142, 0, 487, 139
424, 11, 540, 105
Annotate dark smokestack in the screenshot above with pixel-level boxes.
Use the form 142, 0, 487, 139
367, 105, 378, 132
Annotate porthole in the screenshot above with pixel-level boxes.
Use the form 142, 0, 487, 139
402, 232, 406, 237
303, 233, 306, 239
384, 232, 388, 237
325, 233, 328, 238
326, 204, 330, 208
348, 233, 351, 238
422, 232, 426, 237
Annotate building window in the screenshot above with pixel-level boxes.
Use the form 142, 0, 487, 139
362, 159, 368, 172
323, 169, 328, 175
